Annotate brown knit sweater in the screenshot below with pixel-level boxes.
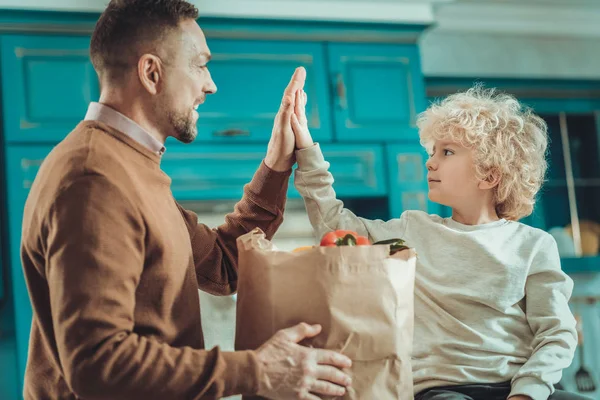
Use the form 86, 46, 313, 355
20, 121, 290, 399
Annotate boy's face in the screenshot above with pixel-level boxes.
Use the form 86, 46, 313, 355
425, 140, 483, 207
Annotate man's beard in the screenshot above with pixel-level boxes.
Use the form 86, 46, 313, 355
167, 109, 197, 144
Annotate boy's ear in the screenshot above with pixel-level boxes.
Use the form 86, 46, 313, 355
479, 168, 501, 190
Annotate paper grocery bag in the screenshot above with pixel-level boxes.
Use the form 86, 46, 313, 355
235, 228, 417, 400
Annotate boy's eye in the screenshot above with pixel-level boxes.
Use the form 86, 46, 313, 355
443, 149, 454, 156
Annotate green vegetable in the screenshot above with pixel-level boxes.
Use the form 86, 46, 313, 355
373, 238, 409, 255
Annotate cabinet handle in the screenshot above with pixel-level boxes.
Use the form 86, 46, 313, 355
212, 129, 250, 137
334, 73, 348, 110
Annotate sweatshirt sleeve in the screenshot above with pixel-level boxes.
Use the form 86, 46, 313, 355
178, 160, 291, 295
509, 234, 577, 400
294, 143, 407, 243
46, 175, 261, 400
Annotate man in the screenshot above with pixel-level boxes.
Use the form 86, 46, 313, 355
20, 1, 352, 399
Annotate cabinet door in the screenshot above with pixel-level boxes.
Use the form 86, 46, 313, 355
0, 333, 18, 400
5, 145, 54, 391
0, 216, 4, 302
328, 43, 427, 142
1, 35, 99, 143
192, 39, 331, 143
387, 143, 438, 218
162, 144, 386, 201
322, 144, 387, 198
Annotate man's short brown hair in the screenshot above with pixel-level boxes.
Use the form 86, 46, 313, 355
90, 0, 199, 79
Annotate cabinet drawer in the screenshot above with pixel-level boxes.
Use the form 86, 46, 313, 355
162, 144, 386, 200
195, 39, 332, 143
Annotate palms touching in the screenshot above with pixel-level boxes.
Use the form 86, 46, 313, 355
291, 88, 314, 150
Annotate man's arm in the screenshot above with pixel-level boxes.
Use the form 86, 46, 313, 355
178, 162, 291, 295
181, 67, 305, 295
47, 175, 261, 400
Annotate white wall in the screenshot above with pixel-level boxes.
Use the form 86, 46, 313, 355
0, 0, 440, 24
420, 0, 600, 79
420, 30, 600, 80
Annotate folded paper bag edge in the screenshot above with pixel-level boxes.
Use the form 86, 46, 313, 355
237, 228, 417, 262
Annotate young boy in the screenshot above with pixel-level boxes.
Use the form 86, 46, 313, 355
290, 87, 587, 400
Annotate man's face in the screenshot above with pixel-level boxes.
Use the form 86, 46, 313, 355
158, 19, 217, 143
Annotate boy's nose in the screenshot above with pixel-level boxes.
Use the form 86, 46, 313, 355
426, 158, 437, 171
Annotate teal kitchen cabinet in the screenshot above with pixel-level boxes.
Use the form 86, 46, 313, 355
162, 143, 387, 201
4, 145, 54, 390
387, 143, 440, 218
194, 39, 332, 144
0, 16, 429, 399
328, 43, 427, 143
0, 332, 18, 400
0, 217, 4, 303
321, 144, 387, 198
1, 35, 99, 144
534, 112, 600, 274
1, 35, 333, 146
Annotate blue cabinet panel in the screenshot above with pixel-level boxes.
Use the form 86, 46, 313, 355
0, 220, 4, 302
386, 143, 439, 218
324, 144, 386, 198
5, 145, 53, 391
0, 335, 18, 400
162, 144, 386, 201
1, 35, 99, 143
195, 39, 332, 143
162, 146, 270, 200
328, 43, 427, 142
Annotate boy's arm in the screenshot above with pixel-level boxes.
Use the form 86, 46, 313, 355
295, 143, 406, 243
291, 89, 406, 243
509, 235, 577, 400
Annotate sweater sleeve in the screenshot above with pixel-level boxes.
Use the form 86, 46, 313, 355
46, 175, 261, 400
178, 160, 291, 295
294, 143, 407, 243
509, 234, 577, 400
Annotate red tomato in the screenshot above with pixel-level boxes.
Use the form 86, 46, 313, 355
320, 230, 370, 246
356, 236, 370, 245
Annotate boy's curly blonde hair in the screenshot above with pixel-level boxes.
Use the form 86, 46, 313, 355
417, 86, 548, 221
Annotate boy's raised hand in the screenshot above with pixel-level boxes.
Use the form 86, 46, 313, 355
291, 88, 314, 150
265, 67, 306, 171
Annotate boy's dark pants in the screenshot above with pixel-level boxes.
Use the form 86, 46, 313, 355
416, 381, 592, 400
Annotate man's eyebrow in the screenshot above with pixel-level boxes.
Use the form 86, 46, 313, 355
190, 52, 211, 66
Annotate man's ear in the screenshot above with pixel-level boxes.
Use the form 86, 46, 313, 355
479, 168, 501, 190
138, 54, 163, 95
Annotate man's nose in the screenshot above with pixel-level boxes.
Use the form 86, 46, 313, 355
205, 73, 217, 95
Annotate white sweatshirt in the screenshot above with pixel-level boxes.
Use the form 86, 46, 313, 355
294, 144, 577, 400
